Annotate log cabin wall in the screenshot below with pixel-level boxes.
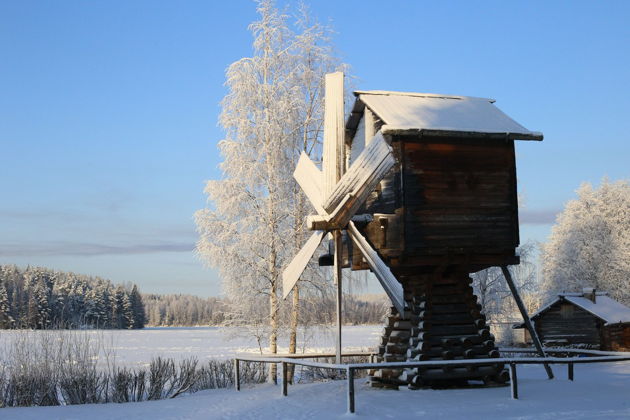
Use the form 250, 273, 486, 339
358, 134, 513, 388
602, 323, 630, 351
400, 135, 519, 271
358, 134, 520, 272
534, 302, 602, 347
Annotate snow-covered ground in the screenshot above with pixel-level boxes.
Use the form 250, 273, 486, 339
4, 362, 630, 419
0, 325, 381, 368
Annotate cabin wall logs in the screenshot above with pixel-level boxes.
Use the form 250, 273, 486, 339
359, 136, 519, 272
602, 324, 630, 352
534, 303, 630, 351
534, 303, 601, 347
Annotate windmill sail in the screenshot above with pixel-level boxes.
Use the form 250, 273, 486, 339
293, 152, 325, 215
347, 221, 405, 316
282, 230, 326, 299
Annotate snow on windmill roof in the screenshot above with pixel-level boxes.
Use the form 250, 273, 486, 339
526, 292, 630, 326
348, 90, 543, 141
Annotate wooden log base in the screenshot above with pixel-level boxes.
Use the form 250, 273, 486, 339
369, 271, 508, 389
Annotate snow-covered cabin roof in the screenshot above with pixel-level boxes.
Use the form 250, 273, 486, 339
346, 90, 543, 141
525, 292, 630, 326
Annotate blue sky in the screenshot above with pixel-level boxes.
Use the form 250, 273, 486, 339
1, 1, 628, 297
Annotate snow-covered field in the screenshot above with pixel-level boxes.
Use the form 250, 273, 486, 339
2, 326, 630, 419
0, 325, 381, 368
4, 362, 630, 419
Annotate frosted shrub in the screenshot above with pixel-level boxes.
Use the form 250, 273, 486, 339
0, 331, 270, 408
57, 331, 104, 404
1, 331, 61, 406
489, 323, 516, 346
147, 357, 176, 400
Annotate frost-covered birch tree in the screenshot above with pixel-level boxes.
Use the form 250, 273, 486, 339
284, 5, 344, 365
541, 178, 630, 305
472, 242, 539, 321
471, 243, 540, 343
195, 0, 343, 381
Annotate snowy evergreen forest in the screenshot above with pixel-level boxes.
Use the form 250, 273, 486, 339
143, 293, 387, 327
0, 265, 388, 330
0, 265, 145, 329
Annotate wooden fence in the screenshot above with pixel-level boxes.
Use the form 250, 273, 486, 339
234, 348, 630, 414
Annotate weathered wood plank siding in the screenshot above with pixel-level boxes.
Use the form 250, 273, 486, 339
602, 323, 630, 351
356, 135, 519, 269
535, 302, 601, 347
401, 136, 518, 263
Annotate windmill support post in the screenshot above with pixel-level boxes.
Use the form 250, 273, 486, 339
500, 265, 554, 379
334, 231, 343, 364
508, 363, 518, 399
281, 361, 288, 396
347, 367, 355, 413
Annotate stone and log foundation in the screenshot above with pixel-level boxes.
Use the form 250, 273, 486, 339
369, 271, 508, 389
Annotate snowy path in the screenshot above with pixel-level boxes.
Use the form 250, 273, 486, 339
3, 362, 630, 419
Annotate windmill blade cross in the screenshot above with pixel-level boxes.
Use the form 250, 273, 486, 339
282, 230, 326, 299
323, 131, 394, 215
293, 151, 325, 215
322, 72, 345, 198
304, 132, 396, 231
347, 221, 406, 316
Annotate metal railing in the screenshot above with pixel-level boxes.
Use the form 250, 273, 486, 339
234, 348, 630, 414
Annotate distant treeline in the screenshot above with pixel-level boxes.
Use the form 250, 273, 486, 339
292, 294, 389, 327
0, 265, 387, 329
0, 265, 145, 329
143, 294, 228, 326
143, 292, 388, 327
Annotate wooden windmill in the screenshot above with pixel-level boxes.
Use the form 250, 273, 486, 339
283, 72, 551, 388
282, 72, 405, 363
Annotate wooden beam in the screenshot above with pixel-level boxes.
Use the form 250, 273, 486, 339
347, 221, 406, 316
293, 152, 325, 215
509, 362, 518, 399
347, 367, 355, 413
364, 108, 375, 146
322, 72, 345, 199
501, 265, 554, 379
323, 131, 394, 214
334, 230, 343, 364
306, 213, 375, 231
234, 359, 240, 391
282, 231, 325, 299
282, 362, 288, 396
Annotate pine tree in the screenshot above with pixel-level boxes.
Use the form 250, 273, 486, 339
112, 286, 125, 329
122, 292, 134, 329
98, 282, 113, 328
128, 284, 145, 329
0, 279, 13, 328
33, 280, 51, 329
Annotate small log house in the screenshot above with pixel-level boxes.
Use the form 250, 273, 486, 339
517, 289, 630, 351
